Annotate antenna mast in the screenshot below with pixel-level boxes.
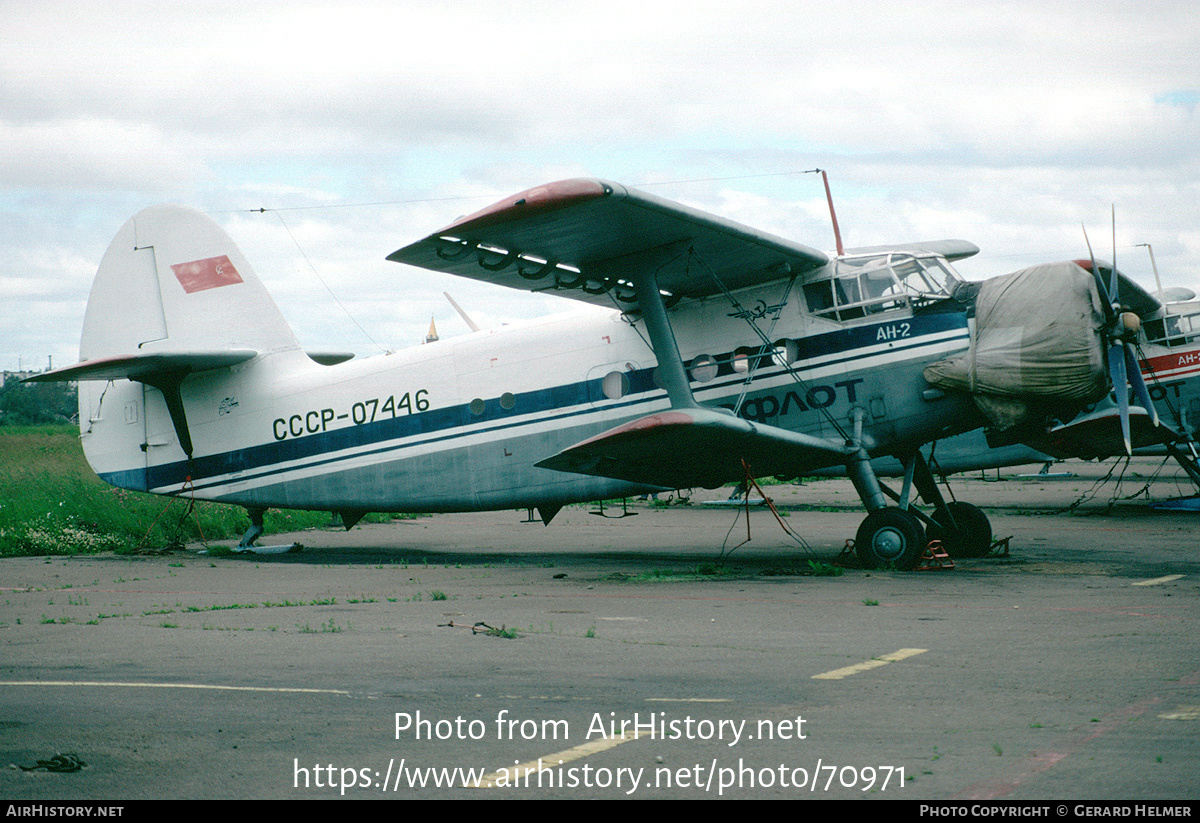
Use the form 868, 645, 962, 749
806, 169, 844, 257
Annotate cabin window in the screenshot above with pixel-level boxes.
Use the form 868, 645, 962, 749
602, 370, 629, 399
689, 355, 718, 383
773, 339, 799, 366
469, 398, 485, 415
904, 257, 956, 297
805, 252, 959, 321
730, 349, 751, 374
499, 392, 516, 410
804, 280, 835, 314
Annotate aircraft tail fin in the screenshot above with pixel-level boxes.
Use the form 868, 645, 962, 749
25, 206, 305, 469
78, 204, 301, 362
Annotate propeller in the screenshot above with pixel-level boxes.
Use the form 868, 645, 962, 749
1082, 211, 1159, 455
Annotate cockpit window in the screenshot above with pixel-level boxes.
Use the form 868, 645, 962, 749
1144, 309, 1200, 348
804, 252, 961, 321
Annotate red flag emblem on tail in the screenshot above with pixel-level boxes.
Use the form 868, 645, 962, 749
171, 255, 244, 293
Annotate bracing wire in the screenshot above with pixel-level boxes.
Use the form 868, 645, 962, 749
687, 246, 851, 442
269, 210, 387, 355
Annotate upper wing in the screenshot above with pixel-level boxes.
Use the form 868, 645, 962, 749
387, 179, 830, 310
843, 240, 980, 262
1075, 259, 1162, 318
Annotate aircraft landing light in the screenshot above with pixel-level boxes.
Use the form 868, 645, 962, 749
811, 648, 928, 680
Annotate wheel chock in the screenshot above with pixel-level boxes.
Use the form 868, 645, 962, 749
836, 538, 857, 567
914, 539, 955, 571
988, 536, 1012, 557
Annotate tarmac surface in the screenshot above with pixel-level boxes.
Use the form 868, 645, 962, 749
2, 458, 1198, 800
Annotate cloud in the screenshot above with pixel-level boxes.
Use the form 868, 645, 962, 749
3, 0, 1198, 371
0, 119, 210, 191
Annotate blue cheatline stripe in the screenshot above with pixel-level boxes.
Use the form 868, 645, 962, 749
101, 312, 967, 494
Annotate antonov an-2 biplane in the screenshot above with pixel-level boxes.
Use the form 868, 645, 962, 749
29, 178, 1159, 569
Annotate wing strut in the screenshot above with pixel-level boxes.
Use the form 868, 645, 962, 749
537, 246, 851, 488
630, 270, 699, 410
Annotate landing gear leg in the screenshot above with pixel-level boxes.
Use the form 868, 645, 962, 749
237, 507, 265, 549
846, 444, 992, 568
906, 451, 992, 558
846, 444, 926, 570
1166, 442, 1200, 492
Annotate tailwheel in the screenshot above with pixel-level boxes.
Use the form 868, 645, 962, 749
927, 501, 992, 558
855, 507, 926, 571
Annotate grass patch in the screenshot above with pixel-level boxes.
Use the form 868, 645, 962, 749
803, 560, 842, 576
0, 425, 339, 557
631, 563, 738, 581
483, 624, 519, 639
760, 560, 844, 577
360, 512, 428, 523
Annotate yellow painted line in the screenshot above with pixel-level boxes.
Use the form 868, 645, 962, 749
0, 680, 348, 695
1132, 574, 1184, 586
472, 730, 641, 788
812, 648, 928, 680
1157, 705, 1200, 720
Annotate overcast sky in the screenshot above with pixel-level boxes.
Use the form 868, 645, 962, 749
3, 0, 1197, 372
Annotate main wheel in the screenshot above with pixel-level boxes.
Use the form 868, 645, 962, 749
855, 507, 927, 570
927, 501, 992, 558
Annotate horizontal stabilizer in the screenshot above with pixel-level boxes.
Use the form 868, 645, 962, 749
23, 350, 258, 384
25, 349, 260, 460
535, 407, 847, 489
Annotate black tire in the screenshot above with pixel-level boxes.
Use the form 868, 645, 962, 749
855, 507, 927, 571
927, 501, 992, 558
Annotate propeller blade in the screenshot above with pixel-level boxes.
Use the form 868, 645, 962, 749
1124, 342, 1159, 429
1109, 205, 1119, 303
1082, 223, 1116, 324
1108, 343, 1131, 455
